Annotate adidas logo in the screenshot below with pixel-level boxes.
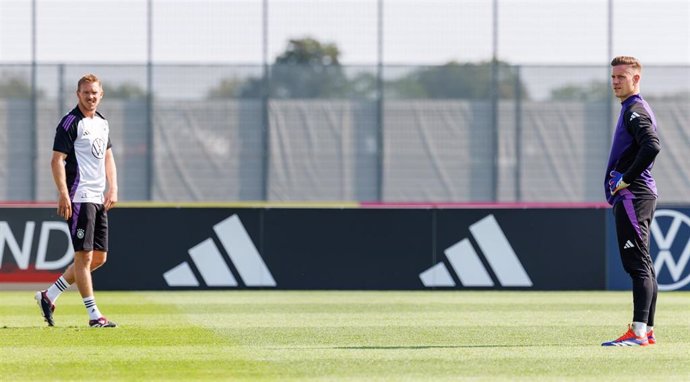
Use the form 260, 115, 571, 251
163, 215, 276, 288
419, 215, 532, 288
624, 240, 635, 249
630, 112, 640, 121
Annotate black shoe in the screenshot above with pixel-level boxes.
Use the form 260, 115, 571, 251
34, 291, 55, 327
89, 317, 117, 328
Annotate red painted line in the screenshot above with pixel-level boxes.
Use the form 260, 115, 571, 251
359, 202, 610, 209
0, 201, 612, 209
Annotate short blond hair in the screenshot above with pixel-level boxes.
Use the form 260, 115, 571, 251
77, 74, 101, 90
611, 56, 642, 71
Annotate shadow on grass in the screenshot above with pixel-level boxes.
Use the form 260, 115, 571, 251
336, 345, 542, 349
271, 344, 566, 350
0, 325, 114, 330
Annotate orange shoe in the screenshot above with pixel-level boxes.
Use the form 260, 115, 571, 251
601, 325, 649, 347
647, 329, 656, 345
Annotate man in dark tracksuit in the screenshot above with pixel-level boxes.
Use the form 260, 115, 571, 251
602, 56, 660, 347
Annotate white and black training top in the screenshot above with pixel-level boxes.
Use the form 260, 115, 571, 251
53, 106, 112, 204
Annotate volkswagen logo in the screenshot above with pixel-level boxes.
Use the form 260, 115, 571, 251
651, 209, 690, 291
91, 137, 106, 159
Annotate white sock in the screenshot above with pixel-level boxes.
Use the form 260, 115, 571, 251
632, 321, 647, 337
83, 296, 103, 320
46, 276, 70, 303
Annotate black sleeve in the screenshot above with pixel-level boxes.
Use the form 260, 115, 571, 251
622, 109, 660, 184
53, 120, 77, 154
96, 111, 112, 150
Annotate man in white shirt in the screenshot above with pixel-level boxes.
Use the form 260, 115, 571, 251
36, 74, 119, 328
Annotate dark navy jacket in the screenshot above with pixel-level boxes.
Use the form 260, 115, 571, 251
605, 94, 660, 206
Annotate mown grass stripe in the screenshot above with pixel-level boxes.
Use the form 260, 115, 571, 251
0, 291, 688, 381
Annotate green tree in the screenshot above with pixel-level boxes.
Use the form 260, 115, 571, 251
103, 82, 147, 99
211, 39, 528, 101
276, 37, 340, 66
267, 37, 350, 98
207, 78, 244, 99
549, 80, 609, 101
210, 37, 364, 99
645, 91, 690, 102
0, 73, 44, 98
386, 61, 527, 100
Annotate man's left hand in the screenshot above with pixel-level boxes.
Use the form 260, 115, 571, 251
609, 171, 630, 195
104, 188, 118, 211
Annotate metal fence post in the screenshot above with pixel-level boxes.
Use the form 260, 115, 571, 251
58, 64, 65, 115
261, 0, 270, 201
146, 0, 154, 200
376, 0, 384, 202
606, 0, 614, 149
514, 64, 522, 202
490, 0, 499, 201
30, 0, 37, 201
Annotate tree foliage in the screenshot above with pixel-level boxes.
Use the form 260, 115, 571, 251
207, 78, 244, 99
208, 38, 528, 100
268, 37, 352, 98
0, 73, 44, 98
386, 61, 527, 99
103, 82, 148, 99
208, 37, 356, 99
549, 80, 609, 101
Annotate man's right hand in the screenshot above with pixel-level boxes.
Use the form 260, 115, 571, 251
57, 193, 72, 220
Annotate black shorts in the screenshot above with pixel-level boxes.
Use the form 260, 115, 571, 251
613, 198, 656, 278
68, 202, 108, 252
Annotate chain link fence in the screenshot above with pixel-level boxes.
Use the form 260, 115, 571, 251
1, 1, 688, 203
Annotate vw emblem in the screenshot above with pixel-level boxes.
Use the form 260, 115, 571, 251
92, 137, 106, 159
651, 209, 690, 291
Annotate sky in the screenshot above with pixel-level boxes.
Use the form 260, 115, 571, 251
0, 0, 688, 65
0, 0, 688, 101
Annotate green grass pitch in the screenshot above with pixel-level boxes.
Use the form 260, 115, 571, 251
1, 290, 689, 381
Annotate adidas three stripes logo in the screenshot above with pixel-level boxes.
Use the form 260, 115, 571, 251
164, 214, 530, 289
163, 215, 276, 288
419, 215, 532, 288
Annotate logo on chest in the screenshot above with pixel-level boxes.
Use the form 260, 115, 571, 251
91, 137, 106, 159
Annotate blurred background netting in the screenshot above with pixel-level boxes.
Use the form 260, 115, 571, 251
0, 0, 688, 203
